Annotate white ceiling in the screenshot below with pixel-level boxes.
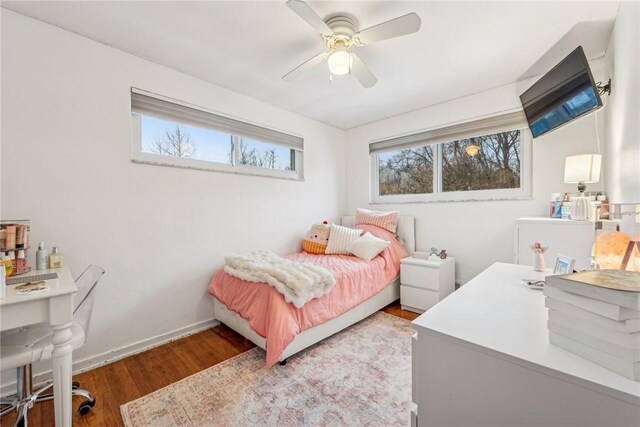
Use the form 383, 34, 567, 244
1, 1, 620, 129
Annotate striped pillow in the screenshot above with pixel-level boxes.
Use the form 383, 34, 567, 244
347, 232, 391, 261
355, 208, 400, 233
326, 224, 362, 255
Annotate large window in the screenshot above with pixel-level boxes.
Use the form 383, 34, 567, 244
371, 112, 531, 202
131, 89, 302, 179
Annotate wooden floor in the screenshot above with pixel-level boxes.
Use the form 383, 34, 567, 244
1, 301, 417, 426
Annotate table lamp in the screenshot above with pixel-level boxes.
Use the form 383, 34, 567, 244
564, 154, 601, 220
564, 154, 602, 193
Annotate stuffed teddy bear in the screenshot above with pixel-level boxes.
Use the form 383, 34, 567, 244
302, 221, 330, 254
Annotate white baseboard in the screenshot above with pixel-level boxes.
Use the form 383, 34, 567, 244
1, 318, 219, 396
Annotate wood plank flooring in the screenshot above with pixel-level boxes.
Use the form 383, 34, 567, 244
0, 301, 418, 427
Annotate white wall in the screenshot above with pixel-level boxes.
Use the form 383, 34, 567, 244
604, 0, 640, 203
1, 9, 346, 381
345, 63, 607, 283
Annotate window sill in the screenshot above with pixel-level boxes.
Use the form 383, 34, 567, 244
370, 195, 533, 204
131, 157, 303, 181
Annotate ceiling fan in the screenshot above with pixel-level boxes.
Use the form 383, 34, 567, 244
282, 0, 422, 88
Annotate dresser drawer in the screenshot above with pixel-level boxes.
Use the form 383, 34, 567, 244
401, 263, 439, 291
401, 286, 439, 312
412, 333, 418, 403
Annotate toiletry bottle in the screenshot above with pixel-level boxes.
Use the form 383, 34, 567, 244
0, 262, 5, 299
16, 225, 25, 249
16, 250, 26, 273
49, 247, 64, 269
5, 226, 16, 249
8, 252, 16, 274
36, 242, 48, 270
2, 255, 12, 276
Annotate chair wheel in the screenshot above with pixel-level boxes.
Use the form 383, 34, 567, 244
78, 399, 96, 415
72, 381, 80, 390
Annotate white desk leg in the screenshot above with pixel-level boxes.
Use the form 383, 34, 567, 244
51, 321, 74, 427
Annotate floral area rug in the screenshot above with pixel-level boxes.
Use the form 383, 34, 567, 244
121, 312, 413, 426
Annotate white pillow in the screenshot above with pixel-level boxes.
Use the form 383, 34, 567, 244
347, 232, 391, 261
326, 224, 362, 255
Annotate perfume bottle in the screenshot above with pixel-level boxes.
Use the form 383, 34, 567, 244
2, 255, 13, 276
49, 247, 64, 269
16, 250, 26, 273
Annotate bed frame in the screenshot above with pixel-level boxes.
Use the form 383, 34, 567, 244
213, 215, 415, 363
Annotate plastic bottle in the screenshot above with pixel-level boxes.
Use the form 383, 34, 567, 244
49, 247, 64, 269
36, 242, 48, 270
3, 255, 13, 276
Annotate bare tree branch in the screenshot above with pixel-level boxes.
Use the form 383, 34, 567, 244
151, 125, 196, 158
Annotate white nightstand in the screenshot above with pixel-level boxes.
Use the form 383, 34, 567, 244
400, 257, 455, 313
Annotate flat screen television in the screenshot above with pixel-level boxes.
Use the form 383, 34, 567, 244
520, 46, 602, 138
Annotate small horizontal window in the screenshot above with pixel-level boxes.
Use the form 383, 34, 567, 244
131, 89, 303, 180
370, 112, 531, 203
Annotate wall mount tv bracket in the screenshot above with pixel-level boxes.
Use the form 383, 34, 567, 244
596, 79, 612, 96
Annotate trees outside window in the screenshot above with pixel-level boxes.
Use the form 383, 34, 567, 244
150, 125, 196, 158
379, 146, 434, 195
376, 129, 523, 200
442, 130, 520, 192
237, 141, 279, 169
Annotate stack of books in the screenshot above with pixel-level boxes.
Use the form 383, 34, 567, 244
544, 270, 640, 381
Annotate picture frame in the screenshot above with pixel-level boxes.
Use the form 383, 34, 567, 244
553, 254, 576, 274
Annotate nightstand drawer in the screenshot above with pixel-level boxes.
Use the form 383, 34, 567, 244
401, 286, 439, 311
401, 263, 439, 291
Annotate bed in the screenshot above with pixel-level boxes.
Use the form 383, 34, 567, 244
208, 215, 415, 366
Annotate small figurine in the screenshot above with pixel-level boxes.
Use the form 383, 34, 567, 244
438, 249, 448, 259
429, 247, 439, 257
529, 242, 548, 272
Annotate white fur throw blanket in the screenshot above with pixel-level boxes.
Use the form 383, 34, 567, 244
223, 250, 336, 308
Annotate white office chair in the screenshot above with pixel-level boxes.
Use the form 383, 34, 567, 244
0, 265, 105, 427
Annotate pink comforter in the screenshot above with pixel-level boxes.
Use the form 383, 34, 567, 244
208, 224, 409, 366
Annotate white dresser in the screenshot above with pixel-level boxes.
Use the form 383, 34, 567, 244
400, 257, 455, 313
411, 263, 640, 427
514, 217, 618, 271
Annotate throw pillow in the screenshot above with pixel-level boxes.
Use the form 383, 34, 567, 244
355, 208, 400, 233
302, 222, 330, 254
347, 232, 391, 261
325, 224, 362, 255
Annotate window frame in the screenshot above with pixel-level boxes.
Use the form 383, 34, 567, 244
130, 89, 304, 181
370, 117, 532, 204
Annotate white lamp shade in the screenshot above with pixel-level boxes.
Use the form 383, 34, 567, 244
328, 49, 351, 76
564, 154, 602, 183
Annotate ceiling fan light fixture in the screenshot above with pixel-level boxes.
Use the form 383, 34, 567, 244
327, 47, 351, 76
283, 1, 422, 87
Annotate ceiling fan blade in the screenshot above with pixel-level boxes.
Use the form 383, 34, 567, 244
286, 0, 333, 37
282, 51, 329, 81
350, 53, 377, 88
356, 13, 422, 45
